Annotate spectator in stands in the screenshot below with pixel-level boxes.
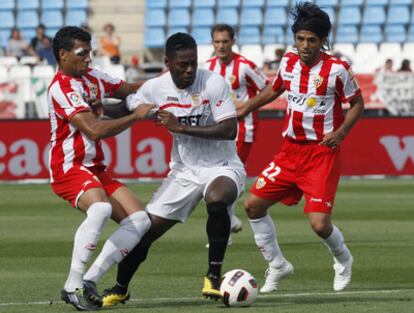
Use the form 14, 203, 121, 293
125, 55, 145, 84
263, 48, 285, 76
37, 37, 56, 67
30, 24, 52, 55
376, 59, 393, 73
6, 27, 30, 59
80, 23, 98, 56
398, 59, 412, 72
99, 23, 121, 64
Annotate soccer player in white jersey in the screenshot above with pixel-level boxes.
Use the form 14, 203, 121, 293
237, 2, 364, 293
101, 32, 246, 306
48, 26, 154, 311
204, 24, 269, 243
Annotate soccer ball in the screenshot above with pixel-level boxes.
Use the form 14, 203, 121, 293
220, 269, 258, 307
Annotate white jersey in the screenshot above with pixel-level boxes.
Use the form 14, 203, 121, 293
127, 69, 242, 171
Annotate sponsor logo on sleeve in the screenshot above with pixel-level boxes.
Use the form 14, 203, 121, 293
67, 92, 83, 107
216, 100, 224, 107
255, 177, 266, 189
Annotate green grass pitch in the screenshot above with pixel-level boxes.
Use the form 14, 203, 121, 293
0, 179, 413, 313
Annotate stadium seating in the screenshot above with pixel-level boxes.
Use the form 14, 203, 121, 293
193, 0, 215, 8
65, 9, 87, 26
144, 27, 165, 48
17, 0, 39, 10
384, 25, 406, 43
387, 6, 410, 25
192, 26, 212, 45
17, 11, 39, 29
336, 25, 359, 44
169, 0, 191, 9
0, 0, 15, 11
238, 27, 261, 45
266, 0, 289, 7
217, 0, 240, 8
168, 9, 190, 27
338, 7, 361, 25
365, 0, 388, 6
316, 0, 338, 7
0, 11, 14, 29
192, 8, 215, 27
145, 9, 166, 27
362, 6, 386, 25
41, 0, 64, 10
264, 8, 287, 27
167, 27, 189, 36
66, 0, 88, 9
360, 25, 383, 44
262, 26, 285, 45
240, 8, 263, 27
145, 0, 167, 9
340, 0, 363, 6
41, 10, 64, 29
242, 0, 264, 7
216, 8, 238, 26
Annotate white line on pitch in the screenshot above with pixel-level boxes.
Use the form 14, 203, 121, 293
0, 288, 412, 307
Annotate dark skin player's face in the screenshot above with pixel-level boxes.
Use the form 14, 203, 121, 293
295, 30, 325, 65
165, 48, 198, 89
59, 39, 92, 78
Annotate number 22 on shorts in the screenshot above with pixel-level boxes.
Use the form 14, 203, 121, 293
262, 162, 281, 182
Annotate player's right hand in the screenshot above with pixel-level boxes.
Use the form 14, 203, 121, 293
133, 104, 157, 120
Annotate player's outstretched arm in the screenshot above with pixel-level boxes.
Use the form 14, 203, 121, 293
237, 83, 284, 119
70, 104, 155, 140
320, 94, 364, 148
156, 110, 237, 140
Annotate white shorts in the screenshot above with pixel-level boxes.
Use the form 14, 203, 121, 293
146, 163, 246, 223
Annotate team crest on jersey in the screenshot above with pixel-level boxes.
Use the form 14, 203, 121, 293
88, 83, 98, 98
191, 93, 201, 107
229, 75, 236, 84
313, 75, 323, 88
306, 97, 317, 107
256, 177, 266, 189
68, 92, 82, 106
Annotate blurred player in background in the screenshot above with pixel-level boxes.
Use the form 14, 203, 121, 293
237, 2, 364, 293
48, 26, 154, 311
205, 24, 269, 242
101, 32, 246, 307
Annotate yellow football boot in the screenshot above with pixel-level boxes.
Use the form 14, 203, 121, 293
202, 274, 221, 300
102, 285, 130, 307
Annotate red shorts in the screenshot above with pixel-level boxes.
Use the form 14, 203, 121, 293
250, 139, 341, 214
237, 141, 253, 165
51, 165, 124, 208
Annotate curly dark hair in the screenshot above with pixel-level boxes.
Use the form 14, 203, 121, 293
291, 2, 331, 50
53, 26, 91, 62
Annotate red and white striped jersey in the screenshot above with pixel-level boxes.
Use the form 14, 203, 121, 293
48, 68, 123, 182
272, 51, 361, 142
205, 53, 268, 143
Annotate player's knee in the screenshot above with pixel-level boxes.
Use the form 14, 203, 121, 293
87, 201, 112, 222
244, 199, 263, 219
310, 221, 331, 238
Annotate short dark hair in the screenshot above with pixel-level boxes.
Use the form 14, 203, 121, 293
291, 2, 331, 49
165, 32, 197, 59
210, 24, 235, 39
53, 26, 91, 62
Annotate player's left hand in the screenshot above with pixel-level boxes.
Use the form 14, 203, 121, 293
86, 97, 104, 117
320, 130, 345, 148
156, 110, 183, 133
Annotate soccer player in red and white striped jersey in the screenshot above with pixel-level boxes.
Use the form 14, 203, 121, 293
204, 24, 269, 241
237, 2, 364, 293
48, 26, 154, 311
206, 24, 269, 164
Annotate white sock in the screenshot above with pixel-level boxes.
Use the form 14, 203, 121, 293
229, 202, 239, 229
83, 210, 151, 283
249, 214, 286, 268
324, 225, 352, 263
64, 202, 112, 292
